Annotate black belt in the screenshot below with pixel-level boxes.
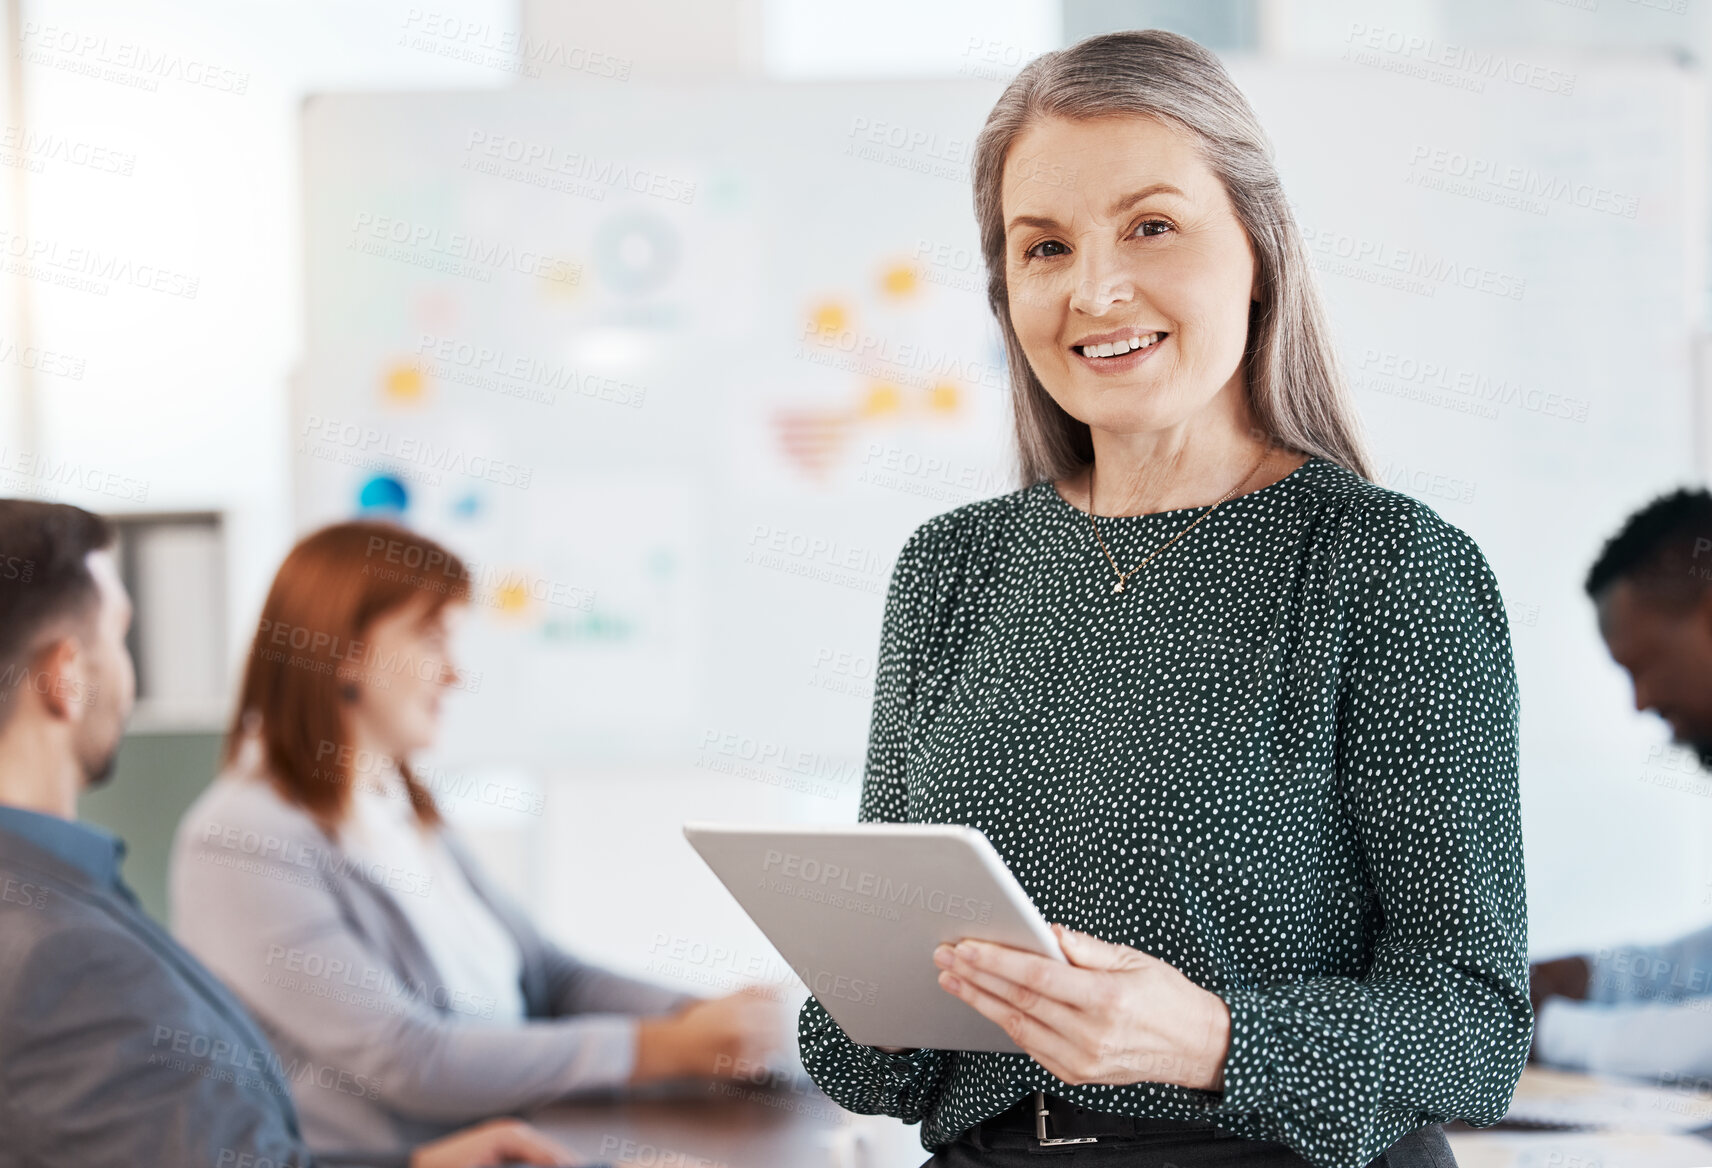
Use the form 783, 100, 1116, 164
978, 1089, 1231, 1147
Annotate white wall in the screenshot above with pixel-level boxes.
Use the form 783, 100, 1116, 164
10, 0, 520, 683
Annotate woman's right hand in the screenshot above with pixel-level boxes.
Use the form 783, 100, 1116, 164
409, 1117, 578, 1167
630, 984, 785, 1083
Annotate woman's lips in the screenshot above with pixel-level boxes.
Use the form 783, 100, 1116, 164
1071, 332, 1168, 374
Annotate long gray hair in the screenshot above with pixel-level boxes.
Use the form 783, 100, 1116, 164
972, 29, 1375, 486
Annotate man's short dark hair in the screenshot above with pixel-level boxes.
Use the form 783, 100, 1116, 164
1585, 488, 1712, 614
0, 499, 116, 669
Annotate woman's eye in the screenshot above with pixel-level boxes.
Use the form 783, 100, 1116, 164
1024, 239, 1068, 260
1134, 219, 1174, 238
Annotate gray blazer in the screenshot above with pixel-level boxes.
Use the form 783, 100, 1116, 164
169, 767, 698, 1159
0, 810, 405, 1168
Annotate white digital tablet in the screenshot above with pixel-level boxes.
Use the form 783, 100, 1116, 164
682, 820, 1066, 1054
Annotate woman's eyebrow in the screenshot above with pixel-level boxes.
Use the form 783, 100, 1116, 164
1005, 182, 1188, 234
1107, 182, 1186, 215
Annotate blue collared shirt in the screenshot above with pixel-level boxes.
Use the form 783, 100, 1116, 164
0, 802, 126, 890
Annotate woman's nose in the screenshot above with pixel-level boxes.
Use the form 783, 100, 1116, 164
1067, 247, 1134, 315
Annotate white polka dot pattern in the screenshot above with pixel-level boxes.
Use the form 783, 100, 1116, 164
797, 455, 1530, 1168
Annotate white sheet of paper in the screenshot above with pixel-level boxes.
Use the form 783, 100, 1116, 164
1499, 1065, 1712, 1133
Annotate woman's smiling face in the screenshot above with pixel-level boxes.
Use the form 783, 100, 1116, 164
1002, 114, 1258, 435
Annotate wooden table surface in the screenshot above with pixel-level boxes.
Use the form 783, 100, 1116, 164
528, 1074, 928, 1168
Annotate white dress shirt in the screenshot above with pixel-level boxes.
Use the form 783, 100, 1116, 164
342, 762, 527, 1023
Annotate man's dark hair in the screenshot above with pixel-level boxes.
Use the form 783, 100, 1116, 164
1585, 488, 1712, 614
0, 499, 116, 670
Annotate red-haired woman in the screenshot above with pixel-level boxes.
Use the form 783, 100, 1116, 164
169, 521, 780, 1162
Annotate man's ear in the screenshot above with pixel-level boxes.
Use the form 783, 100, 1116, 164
30, 636, 86, 722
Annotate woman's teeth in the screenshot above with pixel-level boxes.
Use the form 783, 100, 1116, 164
1077, 332, 1165, 358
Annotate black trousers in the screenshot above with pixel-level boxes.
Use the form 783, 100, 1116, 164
916, 1095, 1458, 1167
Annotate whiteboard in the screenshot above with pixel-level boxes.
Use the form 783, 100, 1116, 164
297, 64, 1705, 947
298, 79, 1015, 778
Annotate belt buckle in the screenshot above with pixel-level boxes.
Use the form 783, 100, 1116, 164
1033, 1089, 1099, 1147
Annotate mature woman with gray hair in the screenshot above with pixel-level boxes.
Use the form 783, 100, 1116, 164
799, 28, 1527, 1168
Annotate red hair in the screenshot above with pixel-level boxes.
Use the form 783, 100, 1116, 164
224, 521, 470, 833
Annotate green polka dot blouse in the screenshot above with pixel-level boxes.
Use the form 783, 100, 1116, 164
797, 454, 1530, 1168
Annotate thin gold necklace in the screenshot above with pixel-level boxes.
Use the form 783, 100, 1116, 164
1085, 440, 1274, 594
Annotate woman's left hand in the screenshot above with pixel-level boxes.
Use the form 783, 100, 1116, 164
934, 923, 1231, 1092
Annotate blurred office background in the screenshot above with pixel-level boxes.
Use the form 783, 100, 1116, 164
3, 0, 1707, 1037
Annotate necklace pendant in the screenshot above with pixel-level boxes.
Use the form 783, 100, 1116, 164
1113, 579, 1124, 594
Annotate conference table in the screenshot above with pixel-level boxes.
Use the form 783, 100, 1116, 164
531, 1066, 1712, 1168
530, 1072, 925, 1168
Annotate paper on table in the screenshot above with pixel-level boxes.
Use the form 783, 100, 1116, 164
1500, 1065, 1712, 1133
1446, 1129, 1712, 1168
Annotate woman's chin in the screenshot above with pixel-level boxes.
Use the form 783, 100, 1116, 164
1072, 401, 1187, 437
391, 724, 438, 761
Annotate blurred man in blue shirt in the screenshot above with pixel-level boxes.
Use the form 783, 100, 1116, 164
1530, 488, 1712, 1087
